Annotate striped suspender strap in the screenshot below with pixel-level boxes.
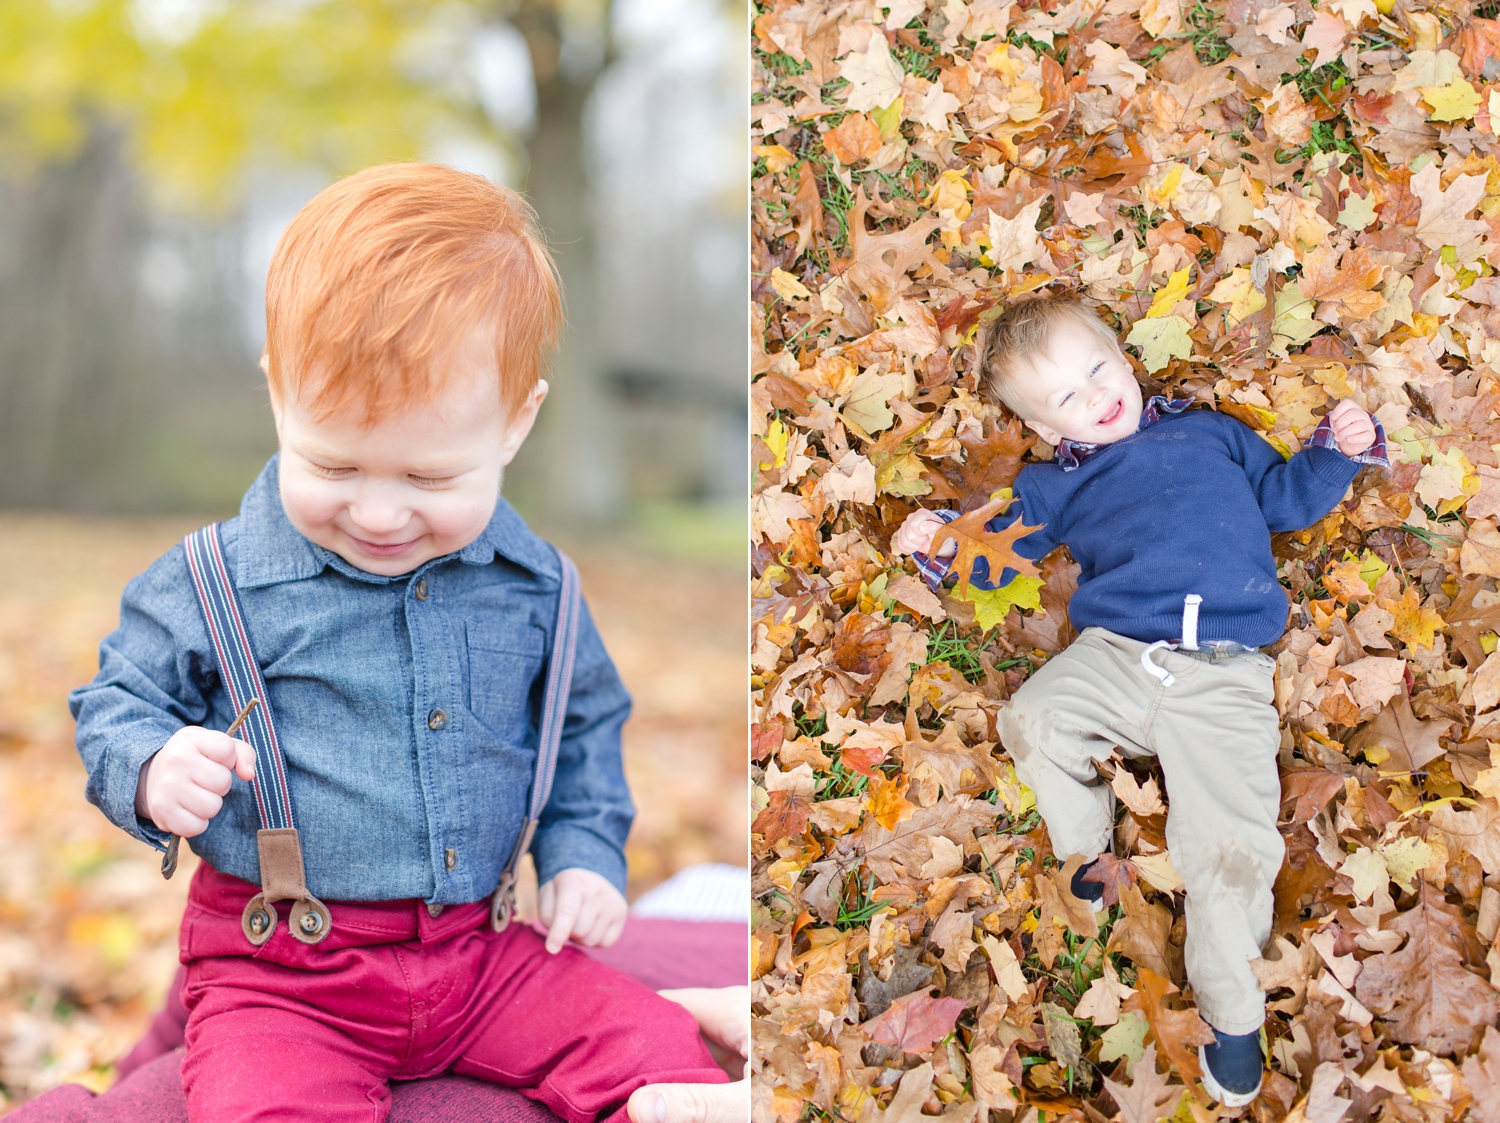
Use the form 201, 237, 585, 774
181, 524, 331, 945
491, 549, 583, 931
182, 524, 296, 833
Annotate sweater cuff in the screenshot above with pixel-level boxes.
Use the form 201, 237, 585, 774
94, 724, 178, 852
1304, 444, 1365, 489
532, 823, 628, 896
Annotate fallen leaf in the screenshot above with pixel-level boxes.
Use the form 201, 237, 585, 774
1101, 1042, 1184, 1123
865, 990, 969, 1055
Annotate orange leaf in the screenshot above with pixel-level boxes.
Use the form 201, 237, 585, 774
929, 497, 1044, 598
1123, 969, 1215, 1081
865, 773, 916, 831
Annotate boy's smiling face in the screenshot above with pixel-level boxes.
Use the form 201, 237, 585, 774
271, 353, 546, 577
1007, 324, 1143, 447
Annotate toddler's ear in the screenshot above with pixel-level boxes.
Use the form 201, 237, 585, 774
1024, 418, 1062, 446
258, 352, 271, 377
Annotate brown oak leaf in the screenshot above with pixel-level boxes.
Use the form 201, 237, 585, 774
1101, 1043, 1184, 1123
1353, 884, 1499, 1056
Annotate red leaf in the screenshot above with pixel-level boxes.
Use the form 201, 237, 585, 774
840, 742, 888, 777
752, 790, 811, 846
866, 990, 968, 1055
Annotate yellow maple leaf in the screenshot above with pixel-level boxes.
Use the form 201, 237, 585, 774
770, 267, 812, 302
1380, 586, 1446, 650
865, 772, 916, 831
1146, 266, 1192, 318
1323, 554, 1376, 603
1208, 267, 1266, 324
1421, 77, 1482, 122
959, 575, 1044, 630
754, 143, 797, 173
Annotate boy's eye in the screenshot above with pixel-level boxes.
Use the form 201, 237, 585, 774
310, 464, 355, 479
409, 474, 457, 487
1090, 361, 1103, 375
1059, 392, 1073, 406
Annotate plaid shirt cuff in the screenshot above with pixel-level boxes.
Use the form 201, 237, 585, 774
1305, 412, 1389, 467
911, 509, 961, 592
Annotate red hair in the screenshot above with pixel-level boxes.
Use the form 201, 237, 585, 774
263, 163, 561, 423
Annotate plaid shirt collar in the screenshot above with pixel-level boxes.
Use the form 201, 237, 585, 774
1053, 395, 1191, 471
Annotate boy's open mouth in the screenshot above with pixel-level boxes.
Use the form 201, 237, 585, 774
1098, 400, 1124, 427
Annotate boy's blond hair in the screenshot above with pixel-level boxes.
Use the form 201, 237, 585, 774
975, 293, 1127, 416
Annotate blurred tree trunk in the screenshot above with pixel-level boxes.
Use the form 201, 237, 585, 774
0, 129, 142, 508
506, 13, 624, 526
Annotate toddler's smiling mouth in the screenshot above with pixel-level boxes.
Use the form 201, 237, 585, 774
350, 535, 421, 557
1098, 400, 1124, 427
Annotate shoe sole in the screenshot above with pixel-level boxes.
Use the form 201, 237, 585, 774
1198, 1045, 1262, 1108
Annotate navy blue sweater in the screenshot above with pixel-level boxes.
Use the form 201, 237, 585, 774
959, 408, 1363, 648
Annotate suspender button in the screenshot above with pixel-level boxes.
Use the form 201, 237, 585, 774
445, 848, 457, 871
427, 708, 448, 731
414, 579, 429, 601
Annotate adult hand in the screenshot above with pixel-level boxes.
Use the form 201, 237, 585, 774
538, 867, 627, 953
893, 509, 955, 557
628, 987, 748, 1123
136, 727, 255, 837
1327, 398, 1376, 457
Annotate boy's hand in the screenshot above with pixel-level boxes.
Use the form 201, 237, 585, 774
135, 727, 255, 838
1327, 398, 1376, 457
894, 510, 957, 558
539, 867, 627, 953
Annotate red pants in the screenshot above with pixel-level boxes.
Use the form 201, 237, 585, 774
178, 864, 727, 1123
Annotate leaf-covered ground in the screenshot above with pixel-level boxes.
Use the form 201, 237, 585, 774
751, 0, 1500, 1118
0, 514, 744, 1110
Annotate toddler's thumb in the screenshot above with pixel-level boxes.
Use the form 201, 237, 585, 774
233, 739, 256, 783
627, 1083, 742, 1123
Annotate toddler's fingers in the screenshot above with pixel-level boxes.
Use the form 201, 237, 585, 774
190, 755, 237, 797
175, 786, 224, 824
192, 731, 245, 770
628, 1082, 746, 1123
159, 805, 210, 838
545, 890, 581, 953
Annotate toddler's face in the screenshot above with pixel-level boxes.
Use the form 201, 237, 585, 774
1008, 325, 1143, 447
271, 361, 546, 577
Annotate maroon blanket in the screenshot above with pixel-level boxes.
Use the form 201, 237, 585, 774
10, 919, 745, 1122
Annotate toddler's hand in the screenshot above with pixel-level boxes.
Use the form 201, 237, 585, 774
1326, 398, 1376, 457
136, 727, 256, 838
539, 867, 627, 953
893, 510, 956, 558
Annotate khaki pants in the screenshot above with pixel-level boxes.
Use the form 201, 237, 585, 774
997, 627, 1283, 1035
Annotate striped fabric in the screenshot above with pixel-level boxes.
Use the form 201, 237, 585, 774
528, 552, 580, 827
183, 525, 296, 833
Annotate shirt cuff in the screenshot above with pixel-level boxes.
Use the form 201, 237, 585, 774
95, 725, 178, 851
532, 824, 629, 897
911, 509, 961, 592
1306, 413, 1389, 468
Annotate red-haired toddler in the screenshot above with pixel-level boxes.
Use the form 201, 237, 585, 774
70, 164, 727, 1123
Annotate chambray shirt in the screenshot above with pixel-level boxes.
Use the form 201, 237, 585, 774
69, 457, 634, 905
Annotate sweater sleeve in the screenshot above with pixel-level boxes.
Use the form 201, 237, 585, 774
67, 544, 217, 851
1224, 413, 1365, 532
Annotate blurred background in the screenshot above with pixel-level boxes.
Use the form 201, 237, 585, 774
0, 0, 745, 1106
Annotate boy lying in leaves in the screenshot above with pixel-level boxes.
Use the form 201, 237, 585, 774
892, 293, 1387, 1107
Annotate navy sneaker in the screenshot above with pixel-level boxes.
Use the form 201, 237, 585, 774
1069, 857, 1108, 914
1199, 1028, 1264, 1107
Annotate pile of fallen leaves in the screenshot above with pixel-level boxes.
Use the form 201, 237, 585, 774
0, 514, 744, 1110
750, 0, 1500, 1116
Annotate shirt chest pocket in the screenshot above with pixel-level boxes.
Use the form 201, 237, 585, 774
465, 620, 547, 740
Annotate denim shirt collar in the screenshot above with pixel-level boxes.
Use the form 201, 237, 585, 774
235, 455, 559, 589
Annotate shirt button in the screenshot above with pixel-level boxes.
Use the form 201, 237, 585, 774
414, 579, 429, 601
444, 848, 457, 871
427, 708, 448, 730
